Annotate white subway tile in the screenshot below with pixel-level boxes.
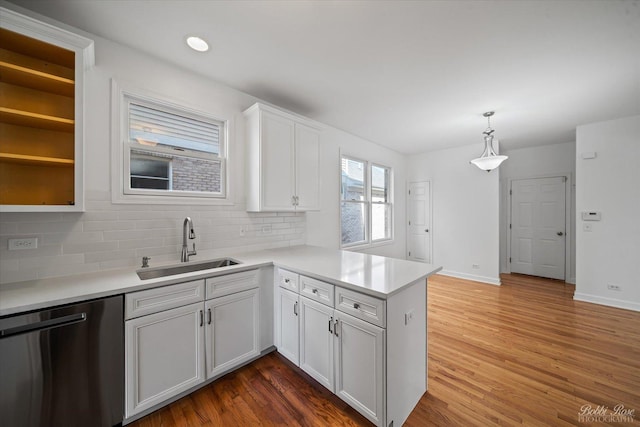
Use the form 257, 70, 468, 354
0, 269, 38, 284
119, 238, 164, 250
36, 263, 101, 280
83, 221, 136, 232
85, 249, 136, 264
63, 241, 119, 254
19, 254, 85, 269
17, 221, 83, 234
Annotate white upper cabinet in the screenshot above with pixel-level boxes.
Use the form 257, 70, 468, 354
244, 103, 320, 212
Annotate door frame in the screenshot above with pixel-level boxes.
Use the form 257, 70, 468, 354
505, 173, 572, 282
406, 180, 432, 263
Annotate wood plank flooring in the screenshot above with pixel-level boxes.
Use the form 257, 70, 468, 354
129, 274, 640, 426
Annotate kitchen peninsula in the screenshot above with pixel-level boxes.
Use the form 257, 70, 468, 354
0, 245, 441, 426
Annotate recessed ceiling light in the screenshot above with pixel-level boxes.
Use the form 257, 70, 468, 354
186, 36, 209, 52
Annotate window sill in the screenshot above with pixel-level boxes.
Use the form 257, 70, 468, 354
112, 193, 234, 206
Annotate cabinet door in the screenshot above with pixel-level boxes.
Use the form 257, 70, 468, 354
125, 302, 205, 418
276, 288, 300, 365
334, 312, 386, 426
299, 297, 334, 391
261, 110, 295, 211
205, 288, 260, 378
294, 123, 320, 211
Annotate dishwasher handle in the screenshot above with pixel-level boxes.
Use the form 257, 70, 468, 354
0, 312, 87, 339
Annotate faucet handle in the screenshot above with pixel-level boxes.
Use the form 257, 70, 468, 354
191, 243, 197, 256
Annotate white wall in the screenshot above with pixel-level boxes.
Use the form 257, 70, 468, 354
306, 129, 407, 259
406, 144, 500, 284
574, 115, 640, 312
500, 142, 576, 282
0, 12, 396, 283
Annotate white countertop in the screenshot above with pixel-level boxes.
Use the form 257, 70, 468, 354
0, 245, 441, 316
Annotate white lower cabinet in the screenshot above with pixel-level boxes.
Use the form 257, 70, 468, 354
334, 312, 385, 426
276, 268, 387, 426
299, 297, 334, 391
125, 302, 205, 417
205, 288, 260, 378
277, 287, 300, 365
125, 270, 261, 420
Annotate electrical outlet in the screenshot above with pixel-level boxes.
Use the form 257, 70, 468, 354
472, 264, 480, 269
607, 284, 622, 291
8, 237, 38, 250
239, 227, 246, 237
404, 310, 414, 325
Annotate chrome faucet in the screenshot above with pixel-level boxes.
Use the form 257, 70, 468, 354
181, 217, 197, 262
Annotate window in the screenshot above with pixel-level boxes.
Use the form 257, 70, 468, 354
113, 85, 228, 203
340, 155, 393, 247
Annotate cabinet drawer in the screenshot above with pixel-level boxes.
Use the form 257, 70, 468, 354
206, 269, 259, 299
335, 287, 386, 328
125, 280, 205, 319
277, 268, 299, 292
300, 275, 334, 307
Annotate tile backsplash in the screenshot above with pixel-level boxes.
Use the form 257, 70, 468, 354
0, 191, 305, 284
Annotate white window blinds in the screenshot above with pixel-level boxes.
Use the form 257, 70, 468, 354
129, 102, 221, 155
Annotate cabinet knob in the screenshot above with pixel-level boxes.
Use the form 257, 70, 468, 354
557, 231, 564, 236
312, 288, 318, 294
284, 278, 290, 283
353, 303, 360, 310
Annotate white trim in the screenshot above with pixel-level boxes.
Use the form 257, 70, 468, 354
506, 173, 573, 282
439, 270, 501, 286
405, 180, 432, 263
110, 79, 233, 205
573, 293, 640, 313
339, 151, 394, 249
0, 5, 94, 69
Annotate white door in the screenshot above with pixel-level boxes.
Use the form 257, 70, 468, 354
407, 181, 431, 263
510, 177, 566, 280
277, 288, 300, 365
125, 302, 205, 418
205, 288, 260, 379
334, 312, 385, 426
294, 123, 320, 211
261, 110, 295, 210
299, 297, 334, 392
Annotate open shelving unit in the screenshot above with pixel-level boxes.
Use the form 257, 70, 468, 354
0, 26, 78, 207
0, 5, 94, 212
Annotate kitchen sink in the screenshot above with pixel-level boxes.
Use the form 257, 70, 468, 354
136, 258, 240, 280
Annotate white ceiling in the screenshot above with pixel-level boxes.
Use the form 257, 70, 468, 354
10, 0, 640, 154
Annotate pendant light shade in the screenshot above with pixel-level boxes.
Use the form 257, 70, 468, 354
470, 111, 508, 172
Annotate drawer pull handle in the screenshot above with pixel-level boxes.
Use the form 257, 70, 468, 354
334, 319, 339, 337
199, 310, 203, 327
207, 308, 212, 325
328, 317, 333, 334
312, 288, 318, 294
353, 303, 360, 310
294, 301, 298, 316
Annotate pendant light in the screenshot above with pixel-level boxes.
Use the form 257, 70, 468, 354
469, 111, 508, 172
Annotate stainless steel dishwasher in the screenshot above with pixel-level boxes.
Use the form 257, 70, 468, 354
0, 295, 124, 427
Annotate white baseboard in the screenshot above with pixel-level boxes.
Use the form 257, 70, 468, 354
573, 292, 640, 312
439, 270, 501, 286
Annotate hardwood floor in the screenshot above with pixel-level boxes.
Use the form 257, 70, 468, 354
129, 274, 640, 426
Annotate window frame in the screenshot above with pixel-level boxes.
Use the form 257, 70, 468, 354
339, 153, 394, 249
111, 80, 232, 205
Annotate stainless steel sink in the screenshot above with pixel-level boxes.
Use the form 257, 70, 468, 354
136, 258, 240, 280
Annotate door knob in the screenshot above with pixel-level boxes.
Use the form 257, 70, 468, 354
557, 231, 564, 236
